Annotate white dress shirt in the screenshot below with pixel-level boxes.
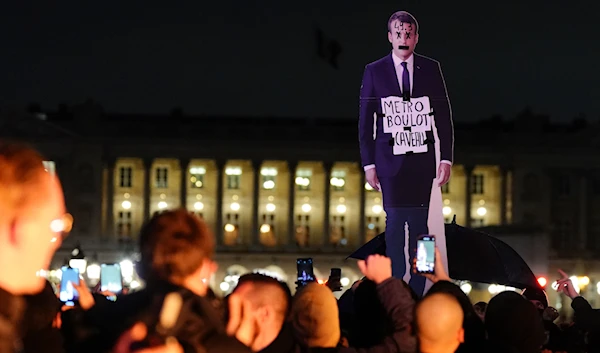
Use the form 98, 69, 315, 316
364, 52, 452, 172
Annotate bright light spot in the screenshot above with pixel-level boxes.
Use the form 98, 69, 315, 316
579, 276, 590, 287
476, 207, 487, 216
225, 167, 242, 176
120, 260, 134, 278
158, 201, 168, 209
372, 205, 383, 214
130, 280, 141, 289
295, 177, 310, 186
341, 277, 350, 287
195, 181, 203, 187
50, 219, 66, 233
224, 223, 235, 232
194, 202, 204, 211
460, 282, 472, 295
301, 203, 311, 213
86, 264, 101, 280
330, 177, 345, 187
537, 277, 547, 287
570, 276, 581, 293
122, 200, 132, 209
263, 180, 275, 189
478, 199, 485, 205
232, 195, 239, 201
551, 281, 559, 290
69, 259, 87, 274
189, 167, 206, 175
51, 237, 58, 243
443, 199, 450, 205
266, 203, 276, 212
365, 182, 373, 191
123, 276, 132, 284
488, 284, 515, 294
124, 193, 130, 199
317, 279, 326, 285
260, 224, 271, 233
220, 282, 230, 291
596, 282, 600, 295
230, 202, 240, 211
442, 206, 452, 216
336, 204, 347, 213
260, 168, 278, 176
160, 193, 166, 200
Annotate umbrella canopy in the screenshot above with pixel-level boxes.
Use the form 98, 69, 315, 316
347, 220, 539, 289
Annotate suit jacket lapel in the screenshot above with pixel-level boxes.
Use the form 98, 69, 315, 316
412, 54, 421, 98
384, 53, 402, 96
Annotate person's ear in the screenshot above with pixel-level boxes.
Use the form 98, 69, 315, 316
458, 327, 465, 343
388, 31, 393, 44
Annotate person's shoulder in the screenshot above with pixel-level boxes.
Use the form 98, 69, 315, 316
365, 54, 392, 70
414, 53, 443, 69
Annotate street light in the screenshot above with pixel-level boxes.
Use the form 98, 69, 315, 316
69, 244, 87, 275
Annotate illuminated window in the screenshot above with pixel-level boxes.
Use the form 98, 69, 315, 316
330, 215, 347, 246
261, 168, 277, 190
330, 170, 346, 191
226, 167, 242, 190
117, 211, 132, 239
190, 166, 206, 189
119, 167, 132, 188
296, 169, 312, 191
155, 167, 168, 188
295, 215, 310, 247
471, 174, 484, 194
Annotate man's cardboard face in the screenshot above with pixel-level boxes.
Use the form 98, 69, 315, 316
388, 20, 418, 58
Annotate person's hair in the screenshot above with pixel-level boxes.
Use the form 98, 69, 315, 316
351, 279, 391, 348
473, 301, 487, 314
234, 273, 291, 318
0, 140, 48, 223
138, 209, 215, 283
387, 11, 419, 34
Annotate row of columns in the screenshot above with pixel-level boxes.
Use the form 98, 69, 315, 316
106, 158, 522, 243
104, 158, 368, 246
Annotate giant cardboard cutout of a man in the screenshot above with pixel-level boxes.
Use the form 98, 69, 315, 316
359, 11, 453, 296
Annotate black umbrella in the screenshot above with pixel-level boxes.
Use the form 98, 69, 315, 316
347, 218, 539, 289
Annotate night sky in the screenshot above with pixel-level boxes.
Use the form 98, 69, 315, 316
2, 1, 599, 122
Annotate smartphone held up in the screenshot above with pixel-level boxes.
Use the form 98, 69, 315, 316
414, 235, 436, 275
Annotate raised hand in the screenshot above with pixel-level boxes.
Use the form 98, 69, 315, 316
357, 255, 392, 284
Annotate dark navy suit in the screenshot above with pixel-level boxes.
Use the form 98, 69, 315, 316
358, 52, 453, 295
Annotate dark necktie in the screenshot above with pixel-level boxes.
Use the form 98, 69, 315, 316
401, 61, 410, 100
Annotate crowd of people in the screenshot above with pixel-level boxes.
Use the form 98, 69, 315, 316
2, 140, 600, 353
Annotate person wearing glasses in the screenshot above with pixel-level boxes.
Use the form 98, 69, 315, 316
0, 141, 180, 353
0, 141, 70, 353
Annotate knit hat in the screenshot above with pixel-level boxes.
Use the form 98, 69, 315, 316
290, 283, 340, 348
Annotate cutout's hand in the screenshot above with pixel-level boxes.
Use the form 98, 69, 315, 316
437, 163, 451, 187
365, 168, 380, 192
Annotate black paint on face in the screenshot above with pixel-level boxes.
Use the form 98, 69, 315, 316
394, 22, 414, 41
